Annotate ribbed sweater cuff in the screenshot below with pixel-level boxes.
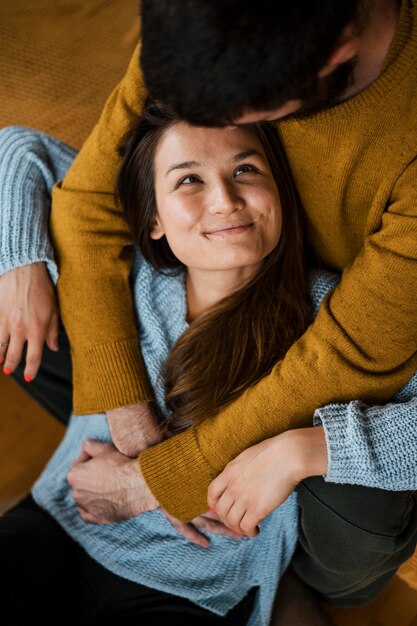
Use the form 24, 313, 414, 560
0, 254, 58, 284
139, 428, 216, 521
72, 337, 153, 414
314, 403, 368, 485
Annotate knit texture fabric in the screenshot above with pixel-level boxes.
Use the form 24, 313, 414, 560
1, 125, 417, 495
31, 254, 298, 626
0, 126, 295, 625
0, 126, 76, 281
44, 0, 417, 518
308, 270, 417, 491
2, 125, 417, 622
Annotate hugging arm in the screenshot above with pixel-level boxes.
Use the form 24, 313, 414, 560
139, 163, 417, 519
207, 269, 417, 534
0, 127, 77, 378
49, 42, 152, 414
208, 390, 417, 535
0, 124, 163, 452
36, 43, 417, 519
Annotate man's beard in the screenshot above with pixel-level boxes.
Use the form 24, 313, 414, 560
289, 58, 358, 120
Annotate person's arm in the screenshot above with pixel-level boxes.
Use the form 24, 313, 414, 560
49, 42, 152, 414
313, 390, 417, 491
0, 126, 76, 378
139, 162, 417, 520
207, 374, 417, 535
0, 126, 76, 282
0, 122, 158, 452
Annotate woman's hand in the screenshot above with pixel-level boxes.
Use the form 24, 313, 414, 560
161, 508, 243, 549
207, 426, 328, 538
0, 263, 59, 380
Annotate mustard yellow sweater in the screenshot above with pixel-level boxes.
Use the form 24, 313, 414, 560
50, 0, 417, 520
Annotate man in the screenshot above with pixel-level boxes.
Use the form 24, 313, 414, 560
3, 0, 417, 613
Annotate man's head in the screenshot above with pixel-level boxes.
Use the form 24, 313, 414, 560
140, 0, 365, 125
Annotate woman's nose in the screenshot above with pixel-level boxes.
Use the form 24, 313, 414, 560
207, 182, 242, 215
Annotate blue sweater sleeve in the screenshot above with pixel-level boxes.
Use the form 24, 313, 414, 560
313, 382, 417, 491
0, 126, 77, 283
309, 269, 417, 491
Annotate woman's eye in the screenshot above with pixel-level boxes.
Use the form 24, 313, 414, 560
178, 175, 202, 186
234, 164, 259, 177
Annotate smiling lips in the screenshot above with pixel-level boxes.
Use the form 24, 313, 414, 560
205, 222, 254, 236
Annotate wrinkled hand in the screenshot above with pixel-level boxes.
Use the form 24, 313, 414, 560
106, 403, 164, 457
208, 427, 328, 538
0, 263, 59, 380
68, 438, 243, 547
67, 439, 158, 524
161, 508, 243, 548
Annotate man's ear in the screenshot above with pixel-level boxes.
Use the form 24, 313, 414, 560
150, 214, 164, 240
318, 25, 360, 78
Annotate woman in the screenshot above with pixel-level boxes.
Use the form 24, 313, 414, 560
0, 106, 331, 625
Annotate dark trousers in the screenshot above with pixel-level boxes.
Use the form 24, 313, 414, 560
0, 495, 255, 626
292, 478, 417, 607
12, 327, 417, 608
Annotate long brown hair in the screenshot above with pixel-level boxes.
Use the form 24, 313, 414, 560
117, 103, 309, 431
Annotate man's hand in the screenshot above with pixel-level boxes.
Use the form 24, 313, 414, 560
208, 427, 328, 538
67, 439, 159, 524
106, 403, 163, 457
68, 438, 243, 547
0, 263, 59, 380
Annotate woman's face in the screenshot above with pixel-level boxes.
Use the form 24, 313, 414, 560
152, 123, 282, 275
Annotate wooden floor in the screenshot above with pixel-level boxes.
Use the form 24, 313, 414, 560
0, 375, 64, 503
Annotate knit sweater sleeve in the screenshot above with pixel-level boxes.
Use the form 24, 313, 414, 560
139, 159, 417, 520
49, 43, 153, 413
0, 126, 76, 283
303, 271, 417, 491
313, 389, 417, 491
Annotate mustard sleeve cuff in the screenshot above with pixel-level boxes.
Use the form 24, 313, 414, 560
139, 427, 217, 521
72, 336, 153, 415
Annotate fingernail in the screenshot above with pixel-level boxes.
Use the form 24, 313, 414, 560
3, 367, 11, 375
24, 375, 32, 383
54, 340, 59, 351
210, 508, 216, 514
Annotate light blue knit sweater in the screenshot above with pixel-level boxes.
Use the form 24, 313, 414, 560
30, 249, 298, 625
0, 126, 298, 625
1, 126, 417, 622
1, 125, 417, 492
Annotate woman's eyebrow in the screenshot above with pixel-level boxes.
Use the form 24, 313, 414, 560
165, 149, 262, 177
231, 149, 263, 162
165, 160, 201, 176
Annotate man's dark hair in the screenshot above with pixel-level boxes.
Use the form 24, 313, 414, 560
140, 0, 361, 125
